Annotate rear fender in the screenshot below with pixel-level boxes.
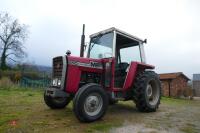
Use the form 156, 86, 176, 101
123, 62, 154, 91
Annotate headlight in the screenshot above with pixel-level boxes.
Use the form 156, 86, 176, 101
52, 79, 57, 86
52, 78, 61, 86
57, 80, 61, 86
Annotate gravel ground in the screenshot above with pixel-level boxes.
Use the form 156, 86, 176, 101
109, 98, 200, 133
110, 124, 168, 133
193, 97, 200, 100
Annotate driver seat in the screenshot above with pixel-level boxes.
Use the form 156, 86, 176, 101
114, 62, 129, 88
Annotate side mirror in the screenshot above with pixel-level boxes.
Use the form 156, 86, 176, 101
66, 50, 71, 56
143, 39, 147, 44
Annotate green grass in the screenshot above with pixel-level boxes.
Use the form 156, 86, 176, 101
161, 96, 193, 106
0, 88, 199, 133
0, 88, 122, 133
86, 121, 121, 133
0, 88, 43, 132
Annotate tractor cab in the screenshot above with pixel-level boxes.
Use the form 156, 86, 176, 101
88, 28, 146, 88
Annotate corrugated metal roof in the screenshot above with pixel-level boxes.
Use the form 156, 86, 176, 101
159, 72, 190, 81
193, 74, 200, 81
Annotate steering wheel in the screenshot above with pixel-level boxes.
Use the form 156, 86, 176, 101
118, 62, 129, 71
104, 52, 112, 58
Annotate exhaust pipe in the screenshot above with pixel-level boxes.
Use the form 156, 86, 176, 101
80, 24, 85, 57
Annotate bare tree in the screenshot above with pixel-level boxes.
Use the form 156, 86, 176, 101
0, 13, 28, 70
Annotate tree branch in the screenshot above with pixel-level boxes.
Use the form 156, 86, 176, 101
5, 52, 18, 57
7, 57, 17, 62
0, 35, 6, 43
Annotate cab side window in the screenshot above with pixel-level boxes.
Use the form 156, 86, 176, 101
120, 45, 141, 63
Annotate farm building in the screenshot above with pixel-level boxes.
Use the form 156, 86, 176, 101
159, 72, 190, 97
193, 74, 200, 96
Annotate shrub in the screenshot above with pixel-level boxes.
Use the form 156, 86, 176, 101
0, 77, 14, 89
0, 70, 44, 82
14, 72, 22, 83
0, 70, 19, 82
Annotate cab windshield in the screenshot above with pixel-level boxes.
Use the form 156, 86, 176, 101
89, 32, 113, 59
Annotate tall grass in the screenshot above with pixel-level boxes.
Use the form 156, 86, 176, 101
0, 77, 14, 89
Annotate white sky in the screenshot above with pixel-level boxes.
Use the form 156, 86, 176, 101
1, 0, 200, 78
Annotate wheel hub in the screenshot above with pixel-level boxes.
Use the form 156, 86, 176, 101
84, 93, 103, 116
147, 85, 153, 98
146, 81, 159, 106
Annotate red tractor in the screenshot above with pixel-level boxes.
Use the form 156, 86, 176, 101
44, 25, 161, 122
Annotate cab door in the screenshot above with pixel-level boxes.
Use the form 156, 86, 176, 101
114, 44, 142, 88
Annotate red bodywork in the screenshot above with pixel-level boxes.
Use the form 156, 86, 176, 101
65, 56, 154, 94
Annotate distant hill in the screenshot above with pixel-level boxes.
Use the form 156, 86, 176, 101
9, 63, 52, 76
36, 65, 52, 74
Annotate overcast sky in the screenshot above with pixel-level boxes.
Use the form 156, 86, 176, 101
1, 0, 200, 78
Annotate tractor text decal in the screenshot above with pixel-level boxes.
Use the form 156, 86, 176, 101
69, 61, 103, 69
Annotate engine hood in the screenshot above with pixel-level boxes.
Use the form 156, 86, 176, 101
67, 56, 103, 70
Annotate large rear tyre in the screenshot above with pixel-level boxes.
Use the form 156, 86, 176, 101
133, 71, 161, 112
44, 93, 71, 109
73, 83, 108, 122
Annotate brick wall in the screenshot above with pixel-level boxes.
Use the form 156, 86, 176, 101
161, 75, 188, 97
170, 76, 188, 97
161, 80, 170, 96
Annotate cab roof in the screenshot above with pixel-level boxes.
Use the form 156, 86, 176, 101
89, 27, 145, 43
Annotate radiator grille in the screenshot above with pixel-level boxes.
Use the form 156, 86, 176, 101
53, 56, 63, 78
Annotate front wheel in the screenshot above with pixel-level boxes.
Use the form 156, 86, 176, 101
73, 83, 108, 122
133, 71, 161, 112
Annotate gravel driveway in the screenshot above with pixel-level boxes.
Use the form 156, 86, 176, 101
109, 98, 200, 133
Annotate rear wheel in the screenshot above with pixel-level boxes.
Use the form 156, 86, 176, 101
44, 93, 71, 109
133, 71, 161, 112
73, 83, 108, 122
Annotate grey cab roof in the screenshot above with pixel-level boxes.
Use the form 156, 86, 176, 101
89, 27, 144, 43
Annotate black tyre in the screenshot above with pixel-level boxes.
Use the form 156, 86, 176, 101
133, 71, 161, 112
109, 97, 118, 105
73, 83, 108, 122
44, 93, 71, 109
